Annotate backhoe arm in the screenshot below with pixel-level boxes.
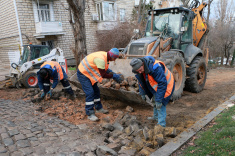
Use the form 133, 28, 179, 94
192, 2, 208, 47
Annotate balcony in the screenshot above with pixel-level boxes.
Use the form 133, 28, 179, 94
34, 21, 65, 38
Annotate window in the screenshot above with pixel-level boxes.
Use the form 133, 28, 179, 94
96, 1, 116, 21
120, 9, 125, 22
38, 4, 50, 22
31, 47, 50, 60
32, 1, 54, 23
42, 41, 54, 50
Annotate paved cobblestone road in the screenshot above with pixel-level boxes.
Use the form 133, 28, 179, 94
0, 99, 105, 156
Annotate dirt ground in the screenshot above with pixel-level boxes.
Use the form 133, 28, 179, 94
0, 67, 234, 134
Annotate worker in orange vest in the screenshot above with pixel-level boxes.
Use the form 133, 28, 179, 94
37, 61, 75, 99
130, 56, 175, 127
77, 48, 123, 121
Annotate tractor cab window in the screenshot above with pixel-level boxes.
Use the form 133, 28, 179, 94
21, 46, 31, 64
31, 46, 50, 60
145, 13, 181, 48
180, 14, 193, 51
145, 13, 181, 38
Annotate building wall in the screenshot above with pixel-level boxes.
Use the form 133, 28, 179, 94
53, 0, 75, 58
83, 0, 136, 53
84, 0, 98, 54
16, 0, 37, 44
0, 0, 137, 66
0, 0, 20, 66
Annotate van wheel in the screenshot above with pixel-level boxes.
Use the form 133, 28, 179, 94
22, 71, 38, 88
159, 51, 186, 101
185, 56, 207, 92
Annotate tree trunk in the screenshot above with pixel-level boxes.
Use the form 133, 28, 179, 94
67, 0, 87, 69
139, 0, 146, 28
221, 55, 224, 65
202, 0, 213, 55
137, 0, 143, 24
226, 52, 230, 65
231, 49, 235, 66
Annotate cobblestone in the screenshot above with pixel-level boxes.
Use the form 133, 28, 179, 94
1, 133, 9, 139
0, 145, 7, 153
8, 129, 19, 136
3, 138, 14, 146
0, 99, 104, 155
15, 134, 26, 141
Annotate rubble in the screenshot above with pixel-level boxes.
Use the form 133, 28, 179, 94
99, 76, 139, 93
126, 106, 134, 112
21, 88, 181, 155
0, 67, 233, 155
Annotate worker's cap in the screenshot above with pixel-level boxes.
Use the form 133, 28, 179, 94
108, 48, 119, 59
130, 58, 143, 72
38, 68, 48, 78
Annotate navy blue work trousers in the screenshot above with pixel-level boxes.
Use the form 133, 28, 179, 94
77, 70, 103, 116
41, 78, 74, 95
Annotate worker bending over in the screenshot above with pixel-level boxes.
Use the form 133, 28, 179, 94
130, 56, 175, 127
37, 61, 75, 99
77, 48, 123, 121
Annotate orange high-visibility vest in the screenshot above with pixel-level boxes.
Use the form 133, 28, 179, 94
148, 60, 174, 98
40, 61, 64, 80
78, 52, 109, 85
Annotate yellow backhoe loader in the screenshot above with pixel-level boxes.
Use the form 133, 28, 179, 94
70, 0, 209, 103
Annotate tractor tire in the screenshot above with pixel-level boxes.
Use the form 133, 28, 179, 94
22, 71, 38, 88
185, 56, 207, 93
159, 51, 186, 101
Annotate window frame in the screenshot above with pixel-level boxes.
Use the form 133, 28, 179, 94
37, 4, 50, 22
96, 1, 117, 21
33, 1, 54, 23
120, 8, 125, 22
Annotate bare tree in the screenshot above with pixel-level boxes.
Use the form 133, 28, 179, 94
201, 0, 213, 59
181, 0, 190, 7
67, 0, 87, 69
133, 0, 153, 34
231, 49, 235, 66
210, 0, 235, 65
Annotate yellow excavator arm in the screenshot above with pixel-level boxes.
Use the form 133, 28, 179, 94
192, 2, 208, 47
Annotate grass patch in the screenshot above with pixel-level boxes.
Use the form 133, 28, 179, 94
68, 67, 76, 71
182, 106, 235, 156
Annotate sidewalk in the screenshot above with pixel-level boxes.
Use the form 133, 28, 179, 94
0, 99, 101, 155
150, 94, 235, 156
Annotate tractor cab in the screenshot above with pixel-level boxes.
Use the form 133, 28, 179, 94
20, 45, 50, 65
145, 7, 195, 52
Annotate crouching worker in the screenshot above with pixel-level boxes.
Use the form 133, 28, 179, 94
130, 56, 175, 127
77, 48, 123, 121
37, 61, 75, 99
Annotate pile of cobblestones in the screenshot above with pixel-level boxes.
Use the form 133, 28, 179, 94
8, 89, 179, 155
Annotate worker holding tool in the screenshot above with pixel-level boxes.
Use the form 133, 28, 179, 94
37, 61, 75, 100
130, 56, 175, 127
77, 48, 124, 121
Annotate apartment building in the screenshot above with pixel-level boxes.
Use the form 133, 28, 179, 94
0, 0, 137, 66
0, 0, 181, 66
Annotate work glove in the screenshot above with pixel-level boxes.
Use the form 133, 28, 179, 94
106, 68, 114, 75
155, 102, 162, 110
40, 90, 45, 98
113, 74, 124, 83
46, 89, 53, 97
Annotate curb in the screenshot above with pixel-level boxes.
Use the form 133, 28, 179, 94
150, 94, 235, 156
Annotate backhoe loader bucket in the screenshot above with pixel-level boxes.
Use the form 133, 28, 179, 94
69, 59, 149, 104
108, 59, 135, 77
